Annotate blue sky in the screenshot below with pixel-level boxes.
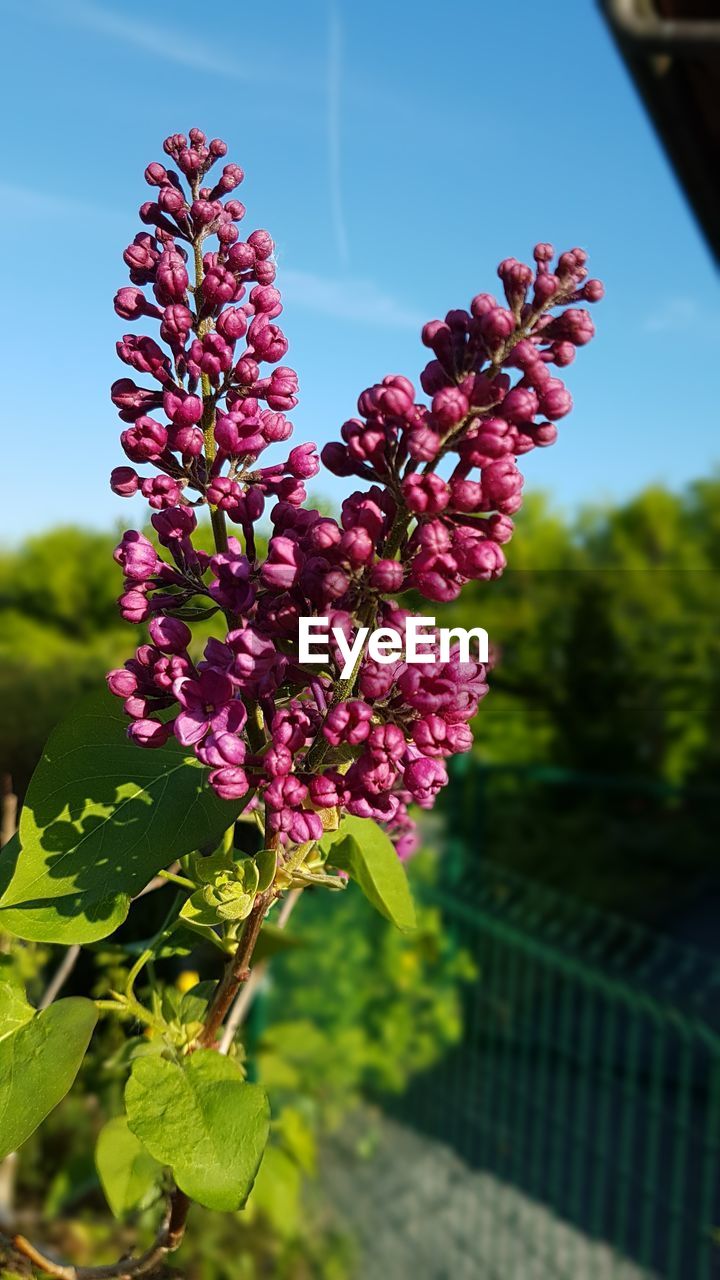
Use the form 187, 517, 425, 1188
1, 0, 718, 539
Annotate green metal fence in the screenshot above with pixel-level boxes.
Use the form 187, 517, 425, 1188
391, 860, 720, 1280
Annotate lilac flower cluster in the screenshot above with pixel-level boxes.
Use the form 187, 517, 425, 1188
108, 129, 602, 860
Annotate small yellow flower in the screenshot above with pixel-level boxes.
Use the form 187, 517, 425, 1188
176, 969, 200, 994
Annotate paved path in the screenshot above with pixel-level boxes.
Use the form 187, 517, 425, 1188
321, 1111, 657, 1280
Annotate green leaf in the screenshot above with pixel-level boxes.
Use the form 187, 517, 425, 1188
255, 847, 277, 893
125, 1050, 270, 1211
0, 997, 97, 1159
190, 847, 235, 885
180, 889, 224, 928
321, 816, 416, 932
0, 690, 246, 943
95, 1115, 161, 1219
178, 981, 216, 1026
0, 980, 34, 1042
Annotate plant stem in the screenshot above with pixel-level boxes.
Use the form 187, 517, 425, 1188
157, 868, 196, 891
218, 887, 302, 1055
4, 1187, 190, 1280
196, 886, 274, 1048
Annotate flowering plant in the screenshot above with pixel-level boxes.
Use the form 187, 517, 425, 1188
0, 128, 601, 1276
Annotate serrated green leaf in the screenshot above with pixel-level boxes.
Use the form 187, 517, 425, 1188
125, 1050, 269, 1211
0, 980, 34, 1042
0, 998, 97, 1159
95, 1115, 162, 1219
321, 816, 416, 932
0, 690, 247, 943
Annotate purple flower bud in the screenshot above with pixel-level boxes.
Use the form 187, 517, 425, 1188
410, 549, 461, 603
454, 533, 506, 581
367, 722, 406, 762
407, 425, 441, 462
501, 387, 539, 423
145, 162, 167, 187
197, 730, 247, 768
124, 233, 160, 285
584, 279, 604, 302
209, 766, 249, 800
154, 250, 189, 305
340, 527, 374, 567
107, 668, 138, 698
432, 387, 469, 429
263, 366, 299, 411
533, 272, 559, 305
112, 378, 163, 422
121, 416, 168, 463
209, 541, 255, 613
128, 719, 173, 749
323, 700, 373, 747
248, 314, 288, 363
151, 505, 197, 545
141, 476, 183, 509
202, 265, 237, 309
347, 754, 397, 795
247, 229, 274, 259
449, 479, 483, 513
168, 422, 204, 457
261, 535, 304, 590
148, 616, 192, 653
402, 473, 450, 516
119, 587, 151, 624
403, 756, 448, 807
309, 771, 350, 808
110, 466, 140, 497
117, 334, 170, 381
480, 306, 515, 347
206, 475, 243, 511
217, 307, 248, 342
486, 513, 514, 544
369, 559, 404, 591
263, 744, 293, 777
160, 304, 194, 349
418, 520, 451, 554
539, 379, 573, 419
481, 458, 524, 509
265, 774, 308, 811
287, 443, 319, 479
346, 792, 399, 822
114, 530, 158, 581
114, 287, 162, 321
250, 284, 282, 317
306, 518, 341, 553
